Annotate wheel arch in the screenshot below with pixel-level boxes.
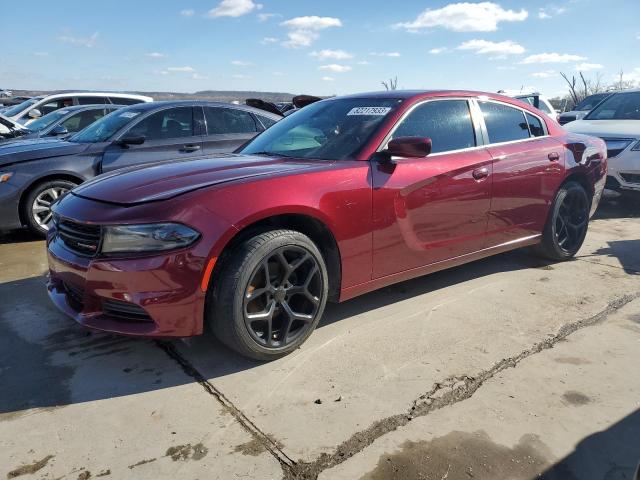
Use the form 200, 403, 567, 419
210, 212, 342, 302
561, 170, 594, 199
18, 172, 84, 225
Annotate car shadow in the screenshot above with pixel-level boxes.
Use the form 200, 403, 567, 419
0, 247, 544, 417
593, 196, 640, 220
539, 409, 640, 480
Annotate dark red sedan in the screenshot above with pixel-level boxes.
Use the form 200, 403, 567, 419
47, 90, 607, 360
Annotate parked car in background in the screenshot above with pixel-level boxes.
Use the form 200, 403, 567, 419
45, 90, 606, 360
0, 100, 281, 235
0, 89, 12, 98
0, 104, 122, 143
564, 89, 640, 197
513, 92, 558, 120
0, 113, 30, 141
0, 96, 32, 108
558, 92, 612, 125
1, 92, 152, 126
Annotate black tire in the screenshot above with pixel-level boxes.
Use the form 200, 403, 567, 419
22, 179, 77, 237
208, 229, 329, 361
533, 181, 590, 261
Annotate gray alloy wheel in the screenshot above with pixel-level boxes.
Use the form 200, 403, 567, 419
22, 179, 77, 237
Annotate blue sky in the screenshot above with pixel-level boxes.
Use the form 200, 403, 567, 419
1, 0, 639, 97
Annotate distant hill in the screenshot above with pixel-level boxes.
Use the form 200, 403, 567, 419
8, 89, 299, 103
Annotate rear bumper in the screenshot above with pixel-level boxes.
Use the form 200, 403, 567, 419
47, 235, 206, 337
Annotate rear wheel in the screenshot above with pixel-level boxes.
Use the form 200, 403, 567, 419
534, 181, 590, 261
208, 229, 328, 361
22, 179, 77, 237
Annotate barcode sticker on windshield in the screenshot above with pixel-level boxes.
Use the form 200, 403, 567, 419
119, 112, 140, 119
347, 107, 392, 116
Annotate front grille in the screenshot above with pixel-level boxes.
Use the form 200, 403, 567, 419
57, 218, 101, 256
63, 281, 84, 309
620, 173, 640, 185
102, 298, 153, 323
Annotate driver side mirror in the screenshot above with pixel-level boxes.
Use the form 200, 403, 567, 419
115, 135, 145, 147
385, 137, 432, 161
49, 124, 68, 136
28, 109, 42, 120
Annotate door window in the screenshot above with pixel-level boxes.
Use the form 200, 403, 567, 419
391, 100, 476, 154
479, 102, 530, 144
127, 107, 194, 140
525, 113, 546, 137
205, 107, 258, 134
108, 97, 144, 105
77, 96, 109, 105
39, 98, 74, 116
256, 115, 278, 129
61, 109, 105, 133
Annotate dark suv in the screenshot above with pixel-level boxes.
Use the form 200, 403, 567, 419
0, 101, 280, 235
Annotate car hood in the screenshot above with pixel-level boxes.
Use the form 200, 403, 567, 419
0, 138, 89, 167
72, 154, 328, 205
563, 120, 640, 138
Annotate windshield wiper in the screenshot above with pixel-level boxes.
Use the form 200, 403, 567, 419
249, 151, 295, 158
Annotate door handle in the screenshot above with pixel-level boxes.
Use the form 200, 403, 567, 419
181, 144, 201, 152
472, 167, 490, 180
548, 152, 560, 162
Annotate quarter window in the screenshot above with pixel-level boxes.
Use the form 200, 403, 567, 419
257, 115, 278, 129
39, 98, 74, 116
525, 113, 545, 137
61, 109, 106, 133
479, 102, 530, 144
127, 107, 194, 140
391, 100, 476, 154
205, 107, 258, 134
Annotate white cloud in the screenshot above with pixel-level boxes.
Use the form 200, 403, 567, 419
233, 74, 251, 79
261, 36, 278, 44
32, 52, 49, 57
231, 60, 253, 66
145, 52, 167, 59
258, 13, 280, 22
322, 76, 335, 82
370, 51, 401, 57
395, 2, 528, 32
192, 73, 208, 80
207, 0, 261, 18
180, 9, 195, 17
281, 16, 342, 48
357, 60, 371, 65
623, 68, 640, 83
457, 39, 524, 55
532, 70, 557, 78
310, 49, 354, 60
166, 66, 196, 73
58, 31, 99, 48
520, 52, 587, 64
429, 47, 447, 54
575, 62, 604, 71
538, 6, 566, 19
319, 64, 352, 73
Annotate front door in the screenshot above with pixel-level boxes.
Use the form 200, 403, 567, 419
371, 99, 493, 279
202, 106, 262, 154
100, 106, 204, 173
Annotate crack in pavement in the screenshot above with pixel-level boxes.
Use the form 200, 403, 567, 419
155, 341, 296, 470
284, 293, 640, 480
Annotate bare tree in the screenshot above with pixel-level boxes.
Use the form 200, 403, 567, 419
560, 72, 580, 105
381, 76, 398, 91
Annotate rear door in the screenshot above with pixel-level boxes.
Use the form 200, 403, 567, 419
371, 98, 493, 278
477, 100, 564, 245
100, 106, 204, 173
202, 106, 261, 153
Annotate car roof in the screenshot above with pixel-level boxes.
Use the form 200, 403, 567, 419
49, 104, 122, 113
328, 89, 536, 104
36, 92, 152, 101
120, 100, 282, 118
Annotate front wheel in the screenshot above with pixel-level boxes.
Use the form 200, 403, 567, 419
22, 179, 77, 237
208, 229, 329, 361
534, 181, 590, 261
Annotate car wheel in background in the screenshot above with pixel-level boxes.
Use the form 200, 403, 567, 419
22, 179, 77, 237
534, 181, 590, 261
208, 229, 329, 361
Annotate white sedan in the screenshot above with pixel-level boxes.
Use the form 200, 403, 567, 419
564, 89, 640, 196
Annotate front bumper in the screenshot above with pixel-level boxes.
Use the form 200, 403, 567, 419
47, 234, 206, 337
605, 145, 640, 193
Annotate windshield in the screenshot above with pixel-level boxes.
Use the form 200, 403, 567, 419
585, 92, 640, 120
574, 93, 609, 111
69, 107, 146, 143
240, 97, 402, 160
2, 98, 38, 117
25, 108, 72, 132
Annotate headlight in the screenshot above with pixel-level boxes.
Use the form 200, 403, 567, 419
101, 223, 200, 253
603, 138, 634, 158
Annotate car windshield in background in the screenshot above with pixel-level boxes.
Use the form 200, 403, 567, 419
24, 108, 72, 132
574, 93, 609, 111
1, 98, 38, 117
69, 107, 146, 143
241, 98, 403, 160
585, 92, 640, 120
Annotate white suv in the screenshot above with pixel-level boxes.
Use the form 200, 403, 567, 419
498, 91, 558, 121
564, 89, 640, 196
0, 92, 153, 126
